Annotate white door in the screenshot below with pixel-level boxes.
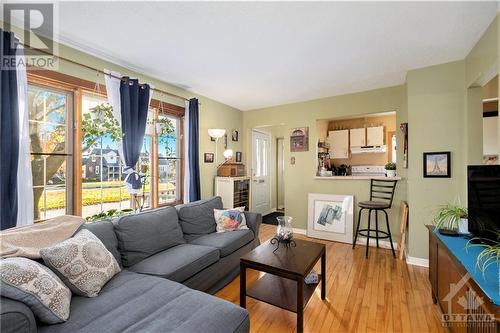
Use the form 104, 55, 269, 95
251, 130, 271, 215
350, 128, 366, 147
327, 130, 349, 159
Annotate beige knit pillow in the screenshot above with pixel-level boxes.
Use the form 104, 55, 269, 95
40, 229, 120, 297
0, 257, 71, 324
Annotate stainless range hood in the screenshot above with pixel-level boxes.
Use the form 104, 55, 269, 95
351, 145, 387, 154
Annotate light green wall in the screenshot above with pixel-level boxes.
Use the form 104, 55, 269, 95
406, 61, 467, 259
243, 86, 407, 241
3, 21, 243, 199
465, 15, 498, 87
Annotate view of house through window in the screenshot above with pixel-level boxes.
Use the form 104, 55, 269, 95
81, 93, 131, 218
28, 84, 73, 221
27, 81, 182, 221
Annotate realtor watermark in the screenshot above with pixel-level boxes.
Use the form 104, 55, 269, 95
440, 273, 496, 328
2, 2, 58, 70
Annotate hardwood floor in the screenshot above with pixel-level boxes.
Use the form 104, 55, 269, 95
216, 224, 446, 333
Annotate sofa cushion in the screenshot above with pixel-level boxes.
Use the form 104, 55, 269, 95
176, 197, 223, 238
113, 207, 186, 267
40, 230, 121, 298
38, 271, 249, 333
189, 229, 254, 257
0, 258, 71, 324
80, 220, 121, 267
128, 244, 219, 282
214, 207, 248, 232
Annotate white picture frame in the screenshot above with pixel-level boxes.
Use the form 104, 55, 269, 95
307, 193, 354, 244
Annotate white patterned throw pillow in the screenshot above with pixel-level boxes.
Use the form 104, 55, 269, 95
0, 257, 71, 324
214, 207, 248, 232
40, 229, 121, 298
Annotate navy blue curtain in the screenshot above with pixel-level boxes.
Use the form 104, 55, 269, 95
188, 98, 200, 201
0, 29, 20, 230
119, 77, 150, 191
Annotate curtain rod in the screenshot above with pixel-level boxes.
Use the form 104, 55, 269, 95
21, 43, 192, 103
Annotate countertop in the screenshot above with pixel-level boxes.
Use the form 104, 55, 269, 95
314, 176, 402, 180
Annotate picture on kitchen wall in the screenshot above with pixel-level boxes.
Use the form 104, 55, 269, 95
204, 153, 214, 163
235, 151, 242, 162
400, 122, 408, 168
423, 151, 451, 178
307, 193, 353, 244
290, 127, 309, 152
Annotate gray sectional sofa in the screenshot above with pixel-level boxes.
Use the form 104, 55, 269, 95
1, 197, 262, 333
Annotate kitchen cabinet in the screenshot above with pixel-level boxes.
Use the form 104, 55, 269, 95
327, 130, 349, 159
350, 128, 366, 147
366, 126, 384, 146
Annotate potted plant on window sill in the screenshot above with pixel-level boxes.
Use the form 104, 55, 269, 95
433, 203, 468, 236
385, 162, 396, 178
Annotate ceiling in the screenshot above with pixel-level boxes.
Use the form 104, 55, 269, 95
51, 2, 499, 110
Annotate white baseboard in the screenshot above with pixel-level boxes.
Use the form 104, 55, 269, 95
356, 237, 398, 250
406, 256, 429, 267
293, 228, 307, 235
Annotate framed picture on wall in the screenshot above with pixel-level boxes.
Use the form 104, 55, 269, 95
232, 130, 239, 142
423, 151, 451, 178
290, 127, 309, 152
307, 193, 353, 244
235, 151, 242, 162
204, 153, 214, 163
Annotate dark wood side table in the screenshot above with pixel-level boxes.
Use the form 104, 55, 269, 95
240, 239, 326, 333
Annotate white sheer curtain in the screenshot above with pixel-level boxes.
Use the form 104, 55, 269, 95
16, 43, 34, 226
183, 100, 191, 203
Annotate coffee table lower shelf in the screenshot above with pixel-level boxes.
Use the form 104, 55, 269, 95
246, 273, 322, 313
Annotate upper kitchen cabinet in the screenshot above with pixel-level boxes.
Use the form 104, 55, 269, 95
327, 130, 349, 159
366, 126, 384, 146
350, 128, 366, 147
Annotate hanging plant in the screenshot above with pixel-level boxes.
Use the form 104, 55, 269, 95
82, 103, 122, 150
466, 232, 500, 275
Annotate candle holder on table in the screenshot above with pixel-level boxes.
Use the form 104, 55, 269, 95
270, 216, 296, 252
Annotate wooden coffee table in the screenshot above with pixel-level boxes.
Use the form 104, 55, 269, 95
240, 239, 326, 333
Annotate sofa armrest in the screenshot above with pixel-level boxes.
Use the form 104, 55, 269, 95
0, 297, 37, 333
243, 212, 262, 239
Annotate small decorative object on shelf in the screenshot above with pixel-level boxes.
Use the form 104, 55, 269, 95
270, 216, 296, 252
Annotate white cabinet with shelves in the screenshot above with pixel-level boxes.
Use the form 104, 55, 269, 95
350, 128, 366, 147
327, 130, 349, 159
366, 126, 384, 146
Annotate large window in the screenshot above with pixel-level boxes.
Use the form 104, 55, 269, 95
157, 113, 181, 204
28, 84, 73, 221
81, 93, 131, 218
27, 73, 184, 221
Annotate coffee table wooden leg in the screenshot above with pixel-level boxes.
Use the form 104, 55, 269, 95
321, 251, 326, 300
240, 263, 246, 308
297, 278, 304, 333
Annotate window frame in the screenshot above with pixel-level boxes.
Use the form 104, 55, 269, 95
28, 82, 75, 220
27, 69, 185, 219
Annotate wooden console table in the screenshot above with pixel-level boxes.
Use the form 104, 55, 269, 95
427, 226, 499, 332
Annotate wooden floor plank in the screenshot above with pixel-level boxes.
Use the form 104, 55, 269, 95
215, 224, 445, 333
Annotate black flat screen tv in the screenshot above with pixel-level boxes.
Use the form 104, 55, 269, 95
467, 165, 500, 242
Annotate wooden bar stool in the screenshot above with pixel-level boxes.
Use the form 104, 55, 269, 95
353, 179, 398, 258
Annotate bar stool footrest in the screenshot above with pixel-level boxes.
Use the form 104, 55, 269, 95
357, 229, 390, 239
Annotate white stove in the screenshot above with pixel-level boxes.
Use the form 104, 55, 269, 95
351, 165, 386, 177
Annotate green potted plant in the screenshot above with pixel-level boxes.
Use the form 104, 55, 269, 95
433, 203, 468, 234
467, 232, 500, 276
385, 162, 396, 178
85, 208, 133, 223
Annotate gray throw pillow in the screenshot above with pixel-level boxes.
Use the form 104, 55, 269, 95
176, 197, 223, 237
40, 229, 121, 297
0, 257, 71, 324
113, 206, 186, 267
